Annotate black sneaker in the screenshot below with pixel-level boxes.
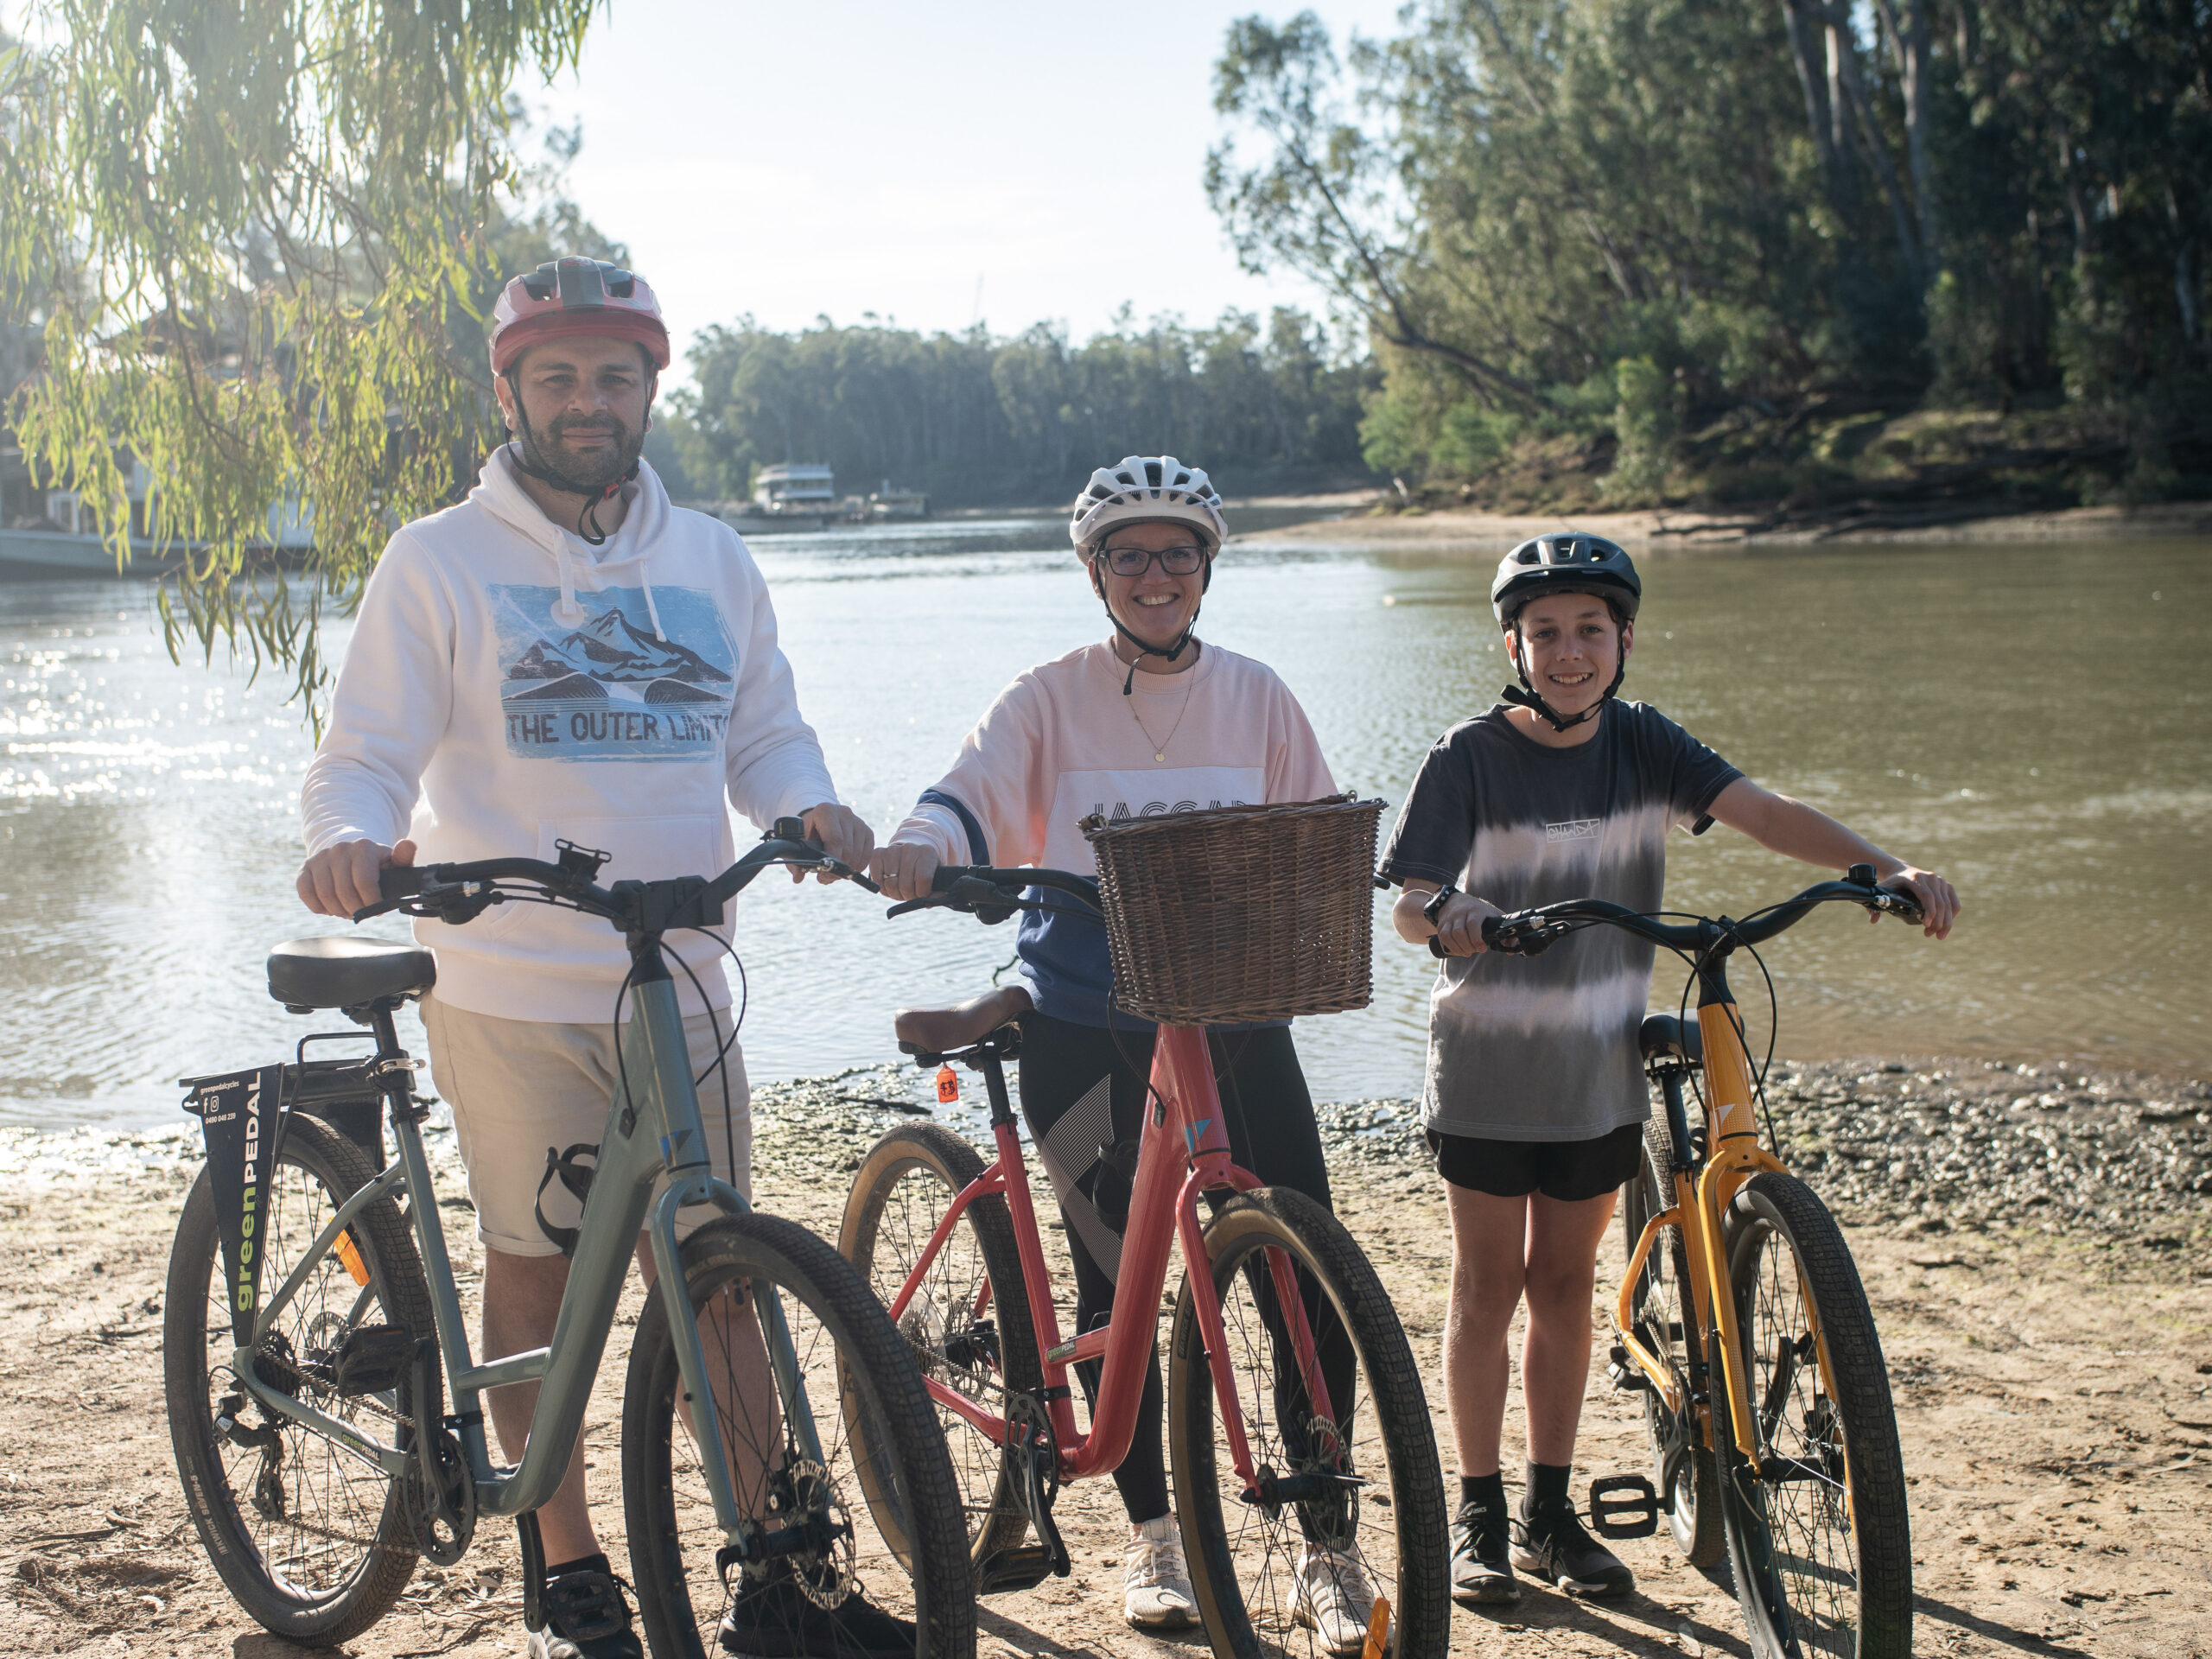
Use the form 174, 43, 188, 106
528, 1554, 644, 1659
719, 1569, 917, 1659
1510, 1498, 1634, 1599
1449, 1497, 1520, 1605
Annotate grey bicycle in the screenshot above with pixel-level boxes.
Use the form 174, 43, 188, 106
162, 822, 975, 1657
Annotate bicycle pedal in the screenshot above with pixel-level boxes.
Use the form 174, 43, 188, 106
331, 1324, 415, 1396
1587, 1474, 1660, 1540
1606, 1343, 1649, 1394
975, 1543, 1058, 1595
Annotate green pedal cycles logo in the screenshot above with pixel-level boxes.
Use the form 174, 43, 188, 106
182, 1064, 285, 1344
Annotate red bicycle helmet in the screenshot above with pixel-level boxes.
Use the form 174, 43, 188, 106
487, 257, 671, 378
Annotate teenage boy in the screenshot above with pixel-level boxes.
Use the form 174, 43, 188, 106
1377, 534, 1958, 1605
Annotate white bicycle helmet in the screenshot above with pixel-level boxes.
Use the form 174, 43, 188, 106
1069, 456, 1227, 556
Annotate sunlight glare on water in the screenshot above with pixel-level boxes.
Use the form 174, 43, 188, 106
0, 524, 2204, 1129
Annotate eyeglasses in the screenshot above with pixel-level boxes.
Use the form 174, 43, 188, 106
1096, 543, 1208, 577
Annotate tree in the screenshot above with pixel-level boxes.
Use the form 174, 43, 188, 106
0, 0, 600, 710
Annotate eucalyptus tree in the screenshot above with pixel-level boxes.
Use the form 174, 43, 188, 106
0, 0, 600, 709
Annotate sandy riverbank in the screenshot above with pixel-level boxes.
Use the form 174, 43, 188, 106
1233, 499, 2212, 551
3, 1056, 2206, 1658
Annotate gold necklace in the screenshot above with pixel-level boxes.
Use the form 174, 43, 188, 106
1120, 650, 1199, 762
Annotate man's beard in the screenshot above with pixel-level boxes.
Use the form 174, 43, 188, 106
513, 409, 645, 494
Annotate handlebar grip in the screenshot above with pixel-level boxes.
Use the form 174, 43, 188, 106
378, 865, 431, 900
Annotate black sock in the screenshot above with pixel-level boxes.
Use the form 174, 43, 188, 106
545, 1551, 609, 1580
1458, 1471, 1508, 1517
1522, 1459, 1573, 1518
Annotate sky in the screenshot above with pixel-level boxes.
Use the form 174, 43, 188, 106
536, 0, 1408, 378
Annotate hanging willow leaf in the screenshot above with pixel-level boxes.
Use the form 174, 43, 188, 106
0, 0, 601, 723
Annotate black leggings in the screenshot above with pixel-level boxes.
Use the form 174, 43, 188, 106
1016, 1011, 1349, 1526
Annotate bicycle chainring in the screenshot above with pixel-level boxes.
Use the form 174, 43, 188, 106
403, 1421, 476, 1567
1004, 1393, 1060, 1511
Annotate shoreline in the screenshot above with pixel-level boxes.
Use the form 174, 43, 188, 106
1230, 496, 2212, 550
7, 1054, 2203, 1248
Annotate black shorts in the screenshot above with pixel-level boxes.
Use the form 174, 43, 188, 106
1425, 1121, 1644, 1202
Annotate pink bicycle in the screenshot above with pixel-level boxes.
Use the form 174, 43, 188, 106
838, 804, 1447, 1659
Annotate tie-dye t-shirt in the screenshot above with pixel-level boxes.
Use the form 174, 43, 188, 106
1378, 702, 1741, 1141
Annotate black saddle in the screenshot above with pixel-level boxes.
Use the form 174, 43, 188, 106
1637, 1014, 1702, 1065
268, 937, 436, 1011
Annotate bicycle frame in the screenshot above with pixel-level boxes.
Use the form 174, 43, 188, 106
228, 949, 813, 1543
1614, 972, 1793, 1465
885, 1021, 1337, 1493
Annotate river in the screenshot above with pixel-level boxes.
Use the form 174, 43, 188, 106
1, 519, 2205, 1130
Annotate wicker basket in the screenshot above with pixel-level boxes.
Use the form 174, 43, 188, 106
1079, 794, 1385, 1026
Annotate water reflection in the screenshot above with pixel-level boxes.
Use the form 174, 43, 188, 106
0, 528, 2204, 1130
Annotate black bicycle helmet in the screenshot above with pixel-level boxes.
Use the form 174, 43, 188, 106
1491, 534, 1642, 731
1491, 533, 1642, 626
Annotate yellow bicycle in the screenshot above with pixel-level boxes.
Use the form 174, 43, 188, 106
1478, 863, 1922, 1659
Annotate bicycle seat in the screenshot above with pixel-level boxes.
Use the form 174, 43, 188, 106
893, 985, 1033, 1055
268, 937, 437, 1010
1637, 1014, 1701, 1064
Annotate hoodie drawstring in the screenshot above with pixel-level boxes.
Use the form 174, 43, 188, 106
551, 540, 586, 626
640, 574, 666, 642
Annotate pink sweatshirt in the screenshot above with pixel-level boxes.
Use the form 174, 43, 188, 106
893, 640, 1336, 1025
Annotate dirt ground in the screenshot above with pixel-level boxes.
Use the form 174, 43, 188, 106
3, 1065, 2208, 1659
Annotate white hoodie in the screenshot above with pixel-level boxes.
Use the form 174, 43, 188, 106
300, 448, 839, 1022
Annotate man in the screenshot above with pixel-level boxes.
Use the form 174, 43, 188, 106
297, 257, 874, 1659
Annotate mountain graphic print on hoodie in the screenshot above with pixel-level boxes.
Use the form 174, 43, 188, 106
494, 584, 736, 758
300, 447, 839, 1023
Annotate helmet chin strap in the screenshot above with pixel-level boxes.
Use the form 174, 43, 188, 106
1093, 563, 1203, 694
506, 395, 641, 547
1503, 632, 1625, 731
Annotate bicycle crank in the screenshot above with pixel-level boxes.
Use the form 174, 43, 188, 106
403, 1340, 474, 1566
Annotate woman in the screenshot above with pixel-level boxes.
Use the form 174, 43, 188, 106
871, 456, 1374, 1652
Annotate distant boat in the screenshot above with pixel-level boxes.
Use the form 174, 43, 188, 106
720, 463, 837, 534
0, 527, 183, 577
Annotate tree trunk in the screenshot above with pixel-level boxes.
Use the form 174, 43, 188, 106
1778, 0, 1843, 193
1873, 0, 1943, 288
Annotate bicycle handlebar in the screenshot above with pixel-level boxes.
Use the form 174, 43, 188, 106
882, 863, 1104, 925
1426, 865, 1926, 959
352, 818, 879, 931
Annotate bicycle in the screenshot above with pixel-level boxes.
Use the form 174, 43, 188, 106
837, 860, 1450, 1659
1460, 862, 1925, 1659
163, 820, 976, 1658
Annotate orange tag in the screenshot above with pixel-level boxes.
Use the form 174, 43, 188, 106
935, 1065, 960, 1104
1360, 1594, 1391, 1659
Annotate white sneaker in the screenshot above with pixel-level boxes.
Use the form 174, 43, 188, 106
1123, 1513, 1198, 1630
1293, 1545, 1383, 1656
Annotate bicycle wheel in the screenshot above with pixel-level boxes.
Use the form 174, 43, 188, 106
621, 1212, 974, 1659
163, 1113, 429, 1645
1719, 1173, 1911, 1659
1624, 1119, 1723, 1567
1167, 1188, 1449, 1659
840, 1122, 1043, 1574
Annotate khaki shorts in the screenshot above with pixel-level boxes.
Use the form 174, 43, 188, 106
423, 995, 753, 1258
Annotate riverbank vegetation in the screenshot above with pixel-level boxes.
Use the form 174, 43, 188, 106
1210, 0, 2212, 525
667, 308, 1374, 508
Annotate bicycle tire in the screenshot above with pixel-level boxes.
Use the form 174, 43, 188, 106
1624, 1116, 1723, 1567
1719, 1172, 1912, 1659
839, 1122, 1043, 1576
163, 1113, 429, 1645
1167, 1187, 1450, 1659
621, 1212, 975, 1659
